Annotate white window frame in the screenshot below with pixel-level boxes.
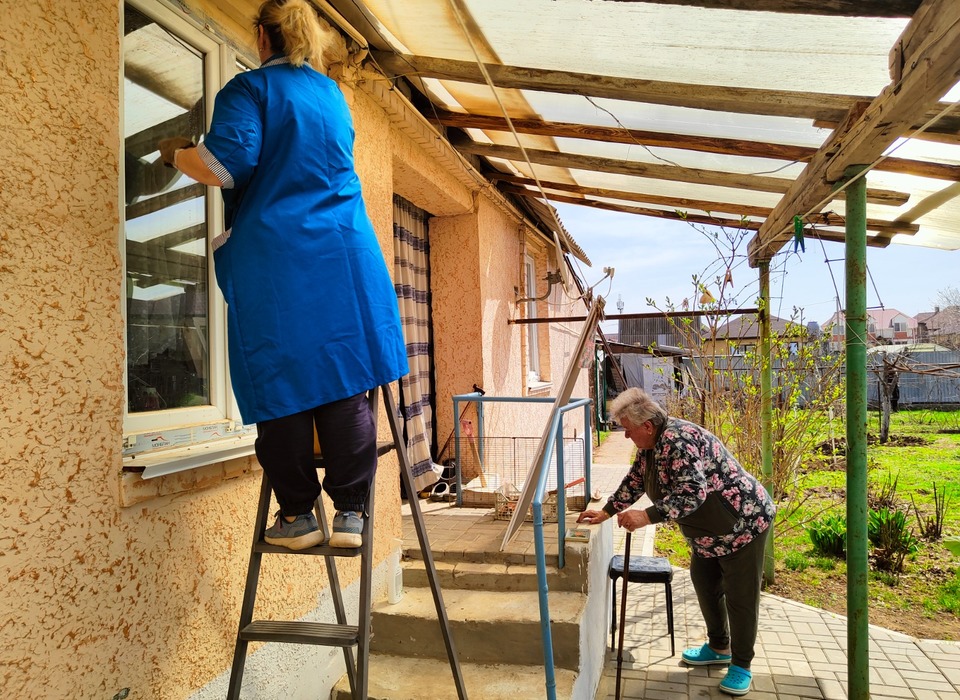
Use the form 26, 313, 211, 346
121, 0, 251, 468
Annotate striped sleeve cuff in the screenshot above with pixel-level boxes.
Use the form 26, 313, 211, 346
197, 142, 234, 189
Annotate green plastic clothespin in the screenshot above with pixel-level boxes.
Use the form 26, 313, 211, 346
793, 215, 805, 253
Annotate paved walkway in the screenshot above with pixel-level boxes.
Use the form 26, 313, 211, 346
591, 429, 960, 700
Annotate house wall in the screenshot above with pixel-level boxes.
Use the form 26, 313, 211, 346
1, 2, 591, 697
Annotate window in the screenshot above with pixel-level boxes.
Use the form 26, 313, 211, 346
122, 0, 250, 464
524, 255, 541, 384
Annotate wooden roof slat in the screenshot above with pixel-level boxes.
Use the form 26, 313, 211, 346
600, 1, 922, 18
375, 52, 960, 136
749, 0, 960, 263
434, 110, 960, 181
495, 176, 919, 235
451, 136, 911, 205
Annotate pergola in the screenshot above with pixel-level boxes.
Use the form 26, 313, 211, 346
308, 1, 960, 696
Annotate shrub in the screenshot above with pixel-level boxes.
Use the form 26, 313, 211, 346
868, 508, 921, 574
808, 513, 846, 558
784, 551, 808, 571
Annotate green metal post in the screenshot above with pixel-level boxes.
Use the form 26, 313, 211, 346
844, 166, 870, 699
758, 262, 775, 584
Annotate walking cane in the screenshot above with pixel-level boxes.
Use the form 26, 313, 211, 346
614, 530, 632, 700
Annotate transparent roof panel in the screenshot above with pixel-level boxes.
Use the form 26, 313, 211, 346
356, 0, 960, 254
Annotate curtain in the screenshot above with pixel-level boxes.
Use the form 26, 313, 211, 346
393, 195, 442, 492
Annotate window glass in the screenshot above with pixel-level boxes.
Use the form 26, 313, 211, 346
123, 5, 209, 414
525, 256, 541, 382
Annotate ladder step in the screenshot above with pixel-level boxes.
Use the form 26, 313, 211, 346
253, 542, 361, 557
239, 620, 360, 646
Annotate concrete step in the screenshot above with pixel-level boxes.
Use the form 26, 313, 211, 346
331, 654, 577, 700
370, 586, 586, 669
401, 556, 588, 593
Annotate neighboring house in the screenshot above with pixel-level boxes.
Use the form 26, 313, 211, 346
1, 2, 591, 697
917, 306, 960, 349
702, 314, 804, 357
824, 308, 918, 351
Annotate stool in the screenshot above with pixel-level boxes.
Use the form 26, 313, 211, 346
608, 554, 675, 656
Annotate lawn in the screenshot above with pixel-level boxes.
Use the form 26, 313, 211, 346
653, 408, 960, 640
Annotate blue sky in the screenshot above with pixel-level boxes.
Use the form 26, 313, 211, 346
555, 202, 959, 331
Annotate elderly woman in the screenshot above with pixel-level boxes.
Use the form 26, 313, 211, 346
579, 387, 775, 696
158, 0, 407, 550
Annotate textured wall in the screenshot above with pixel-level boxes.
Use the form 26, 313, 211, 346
0, 2, 398, 697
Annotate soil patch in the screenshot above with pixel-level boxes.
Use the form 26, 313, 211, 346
815, 433, 930, 456
768, 545, 959, 641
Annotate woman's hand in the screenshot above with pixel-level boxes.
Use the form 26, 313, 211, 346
577, 509, 610, 525
616, 509, 651, 532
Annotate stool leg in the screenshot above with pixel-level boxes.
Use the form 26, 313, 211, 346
665, 581, 675, 657
610, 577, 618, 650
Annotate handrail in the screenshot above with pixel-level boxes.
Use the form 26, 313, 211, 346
451, 392, 593, 700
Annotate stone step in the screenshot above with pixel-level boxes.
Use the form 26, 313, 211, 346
370, 585, 586, 670
331, 654, 577, 700
401, 556, 588, 593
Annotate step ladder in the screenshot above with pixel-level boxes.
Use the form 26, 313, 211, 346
226, 384, 467, 699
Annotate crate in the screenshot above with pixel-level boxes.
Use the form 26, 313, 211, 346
494, 489, 587, 523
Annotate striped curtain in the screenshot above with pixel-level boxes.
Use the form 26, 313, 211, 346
393, 195, 442, 492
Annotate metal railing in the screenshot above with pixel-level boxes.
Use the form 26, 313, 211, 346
452, 392, 593, 700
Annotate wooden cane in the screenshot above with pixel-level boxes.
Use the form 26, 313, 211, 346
615, 530, 632, 700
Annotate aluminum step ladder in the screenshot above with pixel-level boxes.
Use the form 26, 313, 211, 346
226, 384, 467, 699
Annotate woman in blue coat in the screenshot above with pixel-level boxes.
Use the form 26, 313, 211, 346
159, 0, 408, 549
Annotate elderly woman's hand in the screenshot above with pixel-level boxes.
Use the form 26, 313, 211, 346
577, 509, 610, 525
616, 509, 651, 532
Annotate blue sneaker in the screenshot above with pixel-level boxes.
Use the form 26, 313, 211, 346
329, 510, 363, 548
264, 511, 324, 550
719, 665, 752, 696
681, 643, 732, 666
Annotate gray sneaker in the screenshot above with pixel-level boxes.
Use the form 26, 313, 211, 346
264, 511, 324, 550
329, 510, 363, 548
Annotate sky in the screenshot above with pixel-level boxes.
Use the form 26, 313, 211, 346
553, 203, 960, 333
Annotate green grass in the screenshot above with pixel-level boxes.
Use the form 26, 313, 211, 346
653, 408, 960, 634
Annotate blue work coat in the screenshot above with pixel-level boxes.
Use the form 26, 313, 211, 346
199, 56, 408, 423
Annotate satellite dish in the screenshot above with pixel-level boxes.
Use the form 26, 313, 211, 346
552, 230, 576, 296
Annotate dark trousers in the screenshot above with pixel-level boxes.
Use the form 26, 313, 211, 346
254, 392, 377, 515
689, 527, 770, 670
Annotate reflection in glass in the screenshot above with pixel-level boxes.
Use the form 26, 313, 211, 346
123, 4, 209, 413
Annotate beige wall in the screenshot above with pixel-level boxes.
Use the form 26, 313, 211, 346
1, 1, 590, 697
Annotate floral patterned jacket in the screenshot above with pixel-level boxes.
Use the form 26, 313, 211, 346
602, 417, 775, 558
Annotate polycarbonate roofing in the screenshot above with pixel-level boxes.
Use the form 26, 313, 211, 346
327, 0, 960, 258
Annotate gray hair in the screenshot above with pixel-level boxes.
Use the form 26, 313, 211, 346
609, 387, 667, 428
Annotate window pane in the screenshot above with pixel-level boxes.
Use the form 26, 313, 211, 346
123, 4, 209, 413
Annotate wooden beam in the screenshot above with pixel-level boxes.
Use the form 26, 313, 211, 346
490, 173, 771, 216
749, 0, 960, 264
436, 110, 960, 181
501, 183, 915, 239
495, 176, 919, 235
812, 118, 960, 145
510, 307, 763, 325
501, 185, 762, 229
452, 136, 910, 205
375, 52, 960, 136
597, 1, 921, 17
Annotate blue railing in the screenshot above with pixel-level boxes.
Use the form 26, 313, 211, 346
452, 392, 593, 700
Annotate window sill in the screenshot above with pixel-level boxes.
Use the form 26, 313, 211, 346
526, 380, 553, 396
120, 435, 259, 507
